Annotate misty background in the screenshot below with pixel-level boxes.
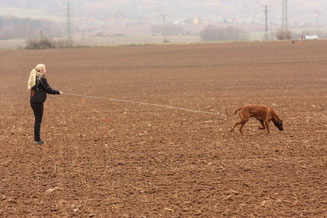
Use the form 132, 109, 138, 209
1, 0, 326, 48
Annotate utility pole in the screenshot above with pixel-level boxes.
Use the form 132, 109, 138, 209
81, 30, 85, 46
67, 0, 72, 46
263, 5, 269, 40
25, 18, 30, 40
161, 14, 167, 43
281, 0, 288, 32
315, 10, 320, 27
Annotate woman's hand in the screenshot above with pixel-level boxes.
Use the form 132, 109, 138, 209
59, 91, 63, 95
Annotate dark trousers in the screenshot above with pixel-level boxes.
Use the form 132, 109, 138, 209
30, 102, 44, 141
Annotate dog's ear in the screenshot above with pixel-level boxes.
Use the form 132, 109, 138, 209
274, 113, 284, 122
277, 115, 285, 122
271, 114, 278, 121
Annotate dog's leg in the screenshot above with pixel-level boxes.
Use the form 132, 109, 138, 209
239, 123, 246, 135
265, 121, 270, 134
230, 120, 247, 135
230, 121, 242, 132
258, 120, 265, 130
238, 111, 249, 135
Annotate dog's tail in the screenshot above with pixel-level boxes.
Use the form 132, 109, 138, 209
225, 107, 241, 117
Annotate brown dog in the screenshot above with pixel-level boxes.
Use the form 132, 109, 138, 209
226, 105, 283, 135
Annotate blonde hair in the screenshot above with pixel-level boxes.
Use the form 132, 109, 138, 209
27, 64, 45, 89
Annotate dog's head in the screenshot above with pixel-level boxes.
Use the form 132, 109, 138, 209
272, 117, 283, 131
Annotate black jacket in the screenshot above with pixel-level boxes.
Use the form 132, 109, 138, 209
30, 76, 60, 103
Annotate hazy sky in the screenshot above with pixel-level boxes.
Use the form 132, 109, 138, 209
0, 0, 326, 27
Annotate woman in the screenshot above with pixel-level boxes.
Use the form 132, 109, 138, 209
27, 64, 63, 145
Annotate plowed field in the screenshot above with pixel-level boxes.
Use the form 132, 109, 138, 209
1, 40, 327, 217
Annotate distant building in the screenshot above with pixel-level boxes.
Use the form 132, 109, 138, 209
304, 35, 319, 40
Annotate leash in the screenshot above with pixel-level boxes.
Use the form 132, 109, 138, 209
64, 93, 227, 117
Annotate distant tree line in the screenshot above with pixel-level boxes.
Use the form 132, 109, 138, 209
25, 38, 73, 49
0, 16, 63, 39
200, 25, 249, 41
275, 30, 292, 40
275, 29, 327, 40
151, 24, 186, 36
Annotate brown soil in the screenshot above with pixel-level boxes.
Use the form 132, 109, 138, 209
1, 40, 327, 217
